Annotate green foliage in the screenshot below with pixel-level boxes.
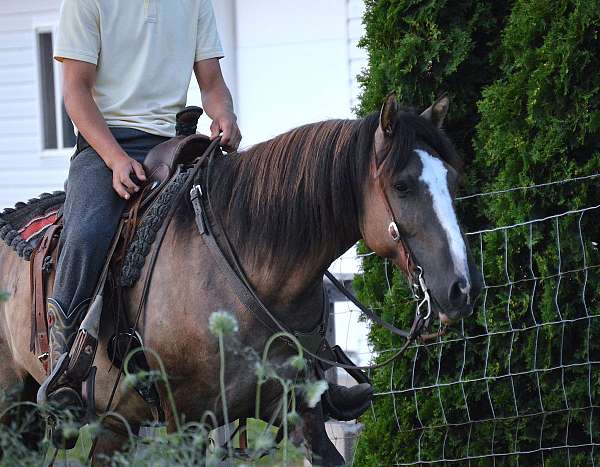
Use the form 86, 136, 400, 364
0, 313, 311, 465
354, 0, 600, 465
357, 0, 510, 165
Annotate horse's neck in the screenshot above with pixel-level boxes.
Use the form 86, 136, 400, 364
227, 218, 354, 307
212, 125, 362, 306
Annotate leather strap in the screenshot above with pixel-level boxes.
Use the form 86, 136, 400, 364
370, 156, 415, 276
192, 148, 429, 371
324, 270, 411, 338
194, 150, 327, 350
30, 223, 62, 373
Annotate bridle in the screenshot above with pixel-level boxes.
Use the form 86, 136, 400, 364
186, 139, 441, 372
370, 145, 434, 324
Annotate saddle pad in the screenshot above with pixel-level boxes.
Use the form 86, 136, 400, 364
0, 192, 65, 260
1, 169, 189, 283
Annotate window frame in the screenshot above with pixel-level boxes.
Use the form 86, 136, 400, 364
33, 25, 75, 159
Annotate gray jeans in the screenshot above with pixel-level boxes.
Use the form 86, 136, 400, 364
52, 128, 169, 317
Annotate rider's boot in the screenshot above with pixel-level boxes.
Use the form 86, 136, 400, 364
37, 298, 93, 449
322, 382, 373, 421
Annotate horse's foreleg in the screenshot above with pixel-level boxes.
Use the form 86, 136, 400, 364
91, 417, 138, 466
300, 402, 345, 467
0, 365, 45, 453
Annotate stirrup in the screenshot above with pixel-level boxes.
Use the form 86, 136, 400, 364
46, 370, 98, 451
37, 353, 85, 450
46, 386, 85, 450
322, 382, 373, 421
37, 352, 71, 405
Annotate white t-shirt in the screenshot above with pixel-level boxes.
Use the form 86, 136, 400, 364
54, 0, 224, 137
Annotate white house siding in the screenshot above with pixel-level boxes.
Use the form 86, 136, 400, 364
347, 0, 367, 111
233, 0, 364, 146
0, 0, 68, 209
187, 0, 239, 137
0, 0, 367, 208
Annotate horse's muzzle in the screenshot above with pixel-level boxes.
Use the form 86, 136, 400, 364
438, 303, 474, 325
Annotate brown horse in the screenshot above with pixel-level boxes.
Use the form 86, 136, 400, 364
0, 95, 482, 465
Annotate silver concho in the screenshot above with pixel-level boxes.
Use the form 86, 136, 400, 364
388, 221, 401, 242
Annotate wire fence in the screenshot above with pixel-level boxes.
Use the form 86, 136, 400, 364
326, 173, 600, 465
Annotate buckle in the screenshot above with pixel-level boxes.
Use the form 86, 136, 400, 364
189, 184, 203, 200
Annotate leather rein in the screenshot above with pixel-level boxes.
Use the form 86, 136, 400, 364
186, 140, 442, 372
93, 136, 445, 460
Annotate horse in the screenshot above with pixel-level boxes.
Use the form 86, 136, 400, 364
0, 94, 482, 465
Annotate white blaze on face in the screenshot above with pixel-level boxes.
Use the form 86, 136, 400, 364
416, 149, 470, 289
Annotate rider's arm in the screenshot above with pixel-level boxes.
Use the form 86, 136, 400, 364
55, 0, 145, 198
194, 58, 241, 151
61, 59, 146, 200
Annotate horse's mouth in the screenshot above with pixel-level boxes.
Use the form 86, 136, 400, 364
438, 312, 455, 325
438, 306, 474, 325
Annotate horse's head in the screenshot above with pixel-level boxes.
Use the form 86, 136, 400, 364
360, 94, 483, 323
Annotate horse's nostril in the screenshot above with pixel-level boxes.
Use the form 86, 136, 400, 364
448, 279, 469, 307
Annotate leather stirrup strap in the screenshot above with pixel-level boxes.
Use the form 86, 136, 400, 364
30, 223, 61, 373
98, 138, 221, 436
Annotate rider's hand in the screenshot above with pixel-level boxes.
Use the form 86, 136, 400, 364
108, 153, 147, 200
210, 111, 241, 152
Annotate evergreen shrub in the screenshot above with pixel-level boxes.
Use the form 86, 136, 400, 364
353, 1, 600, 465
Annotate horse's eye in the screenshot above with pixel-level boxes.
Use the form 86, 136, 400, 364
394, 182, 410, 197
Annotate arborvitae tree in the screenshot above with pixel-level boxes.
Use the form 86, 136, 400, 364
354, 1, 600, 465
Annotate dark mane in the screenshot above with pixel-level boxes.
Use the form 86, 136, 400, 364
182, 109, 461, 276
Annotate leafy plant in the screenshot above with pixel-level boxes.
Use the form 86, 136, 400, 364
0, 311, 323, 466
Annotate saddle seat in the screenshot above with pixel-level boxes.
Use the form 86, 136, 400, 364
143, 132, 211, 186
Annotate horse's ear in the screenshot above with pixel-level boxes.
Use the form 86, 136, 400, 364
379, 92, 398, 137
420, 95, 450, 128
374, 93, 398, 173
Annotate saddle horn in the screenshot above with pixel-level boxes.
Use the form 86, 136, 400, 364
175, 106, 204, 137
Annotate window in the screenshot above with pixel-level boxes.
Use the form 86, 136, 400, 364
37, 30, 75, 151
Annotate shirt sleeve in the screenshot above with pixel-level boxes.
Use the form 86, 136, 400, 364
195, 0, 225, 62
53, 0, 100, 65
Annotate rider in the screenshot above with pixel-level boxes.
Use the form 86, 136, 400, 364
40, 0, 371, 446
38, 0, 241, 436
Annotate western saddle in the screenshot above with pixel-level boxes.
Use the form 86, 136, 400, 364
30, 106, 213, 376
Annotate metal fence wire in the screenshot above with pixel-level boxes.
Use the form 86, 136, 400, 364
327, 174, 600, 466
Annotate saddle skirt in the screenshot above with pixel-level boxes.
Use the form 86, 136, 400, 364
0, 191, 65, 260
